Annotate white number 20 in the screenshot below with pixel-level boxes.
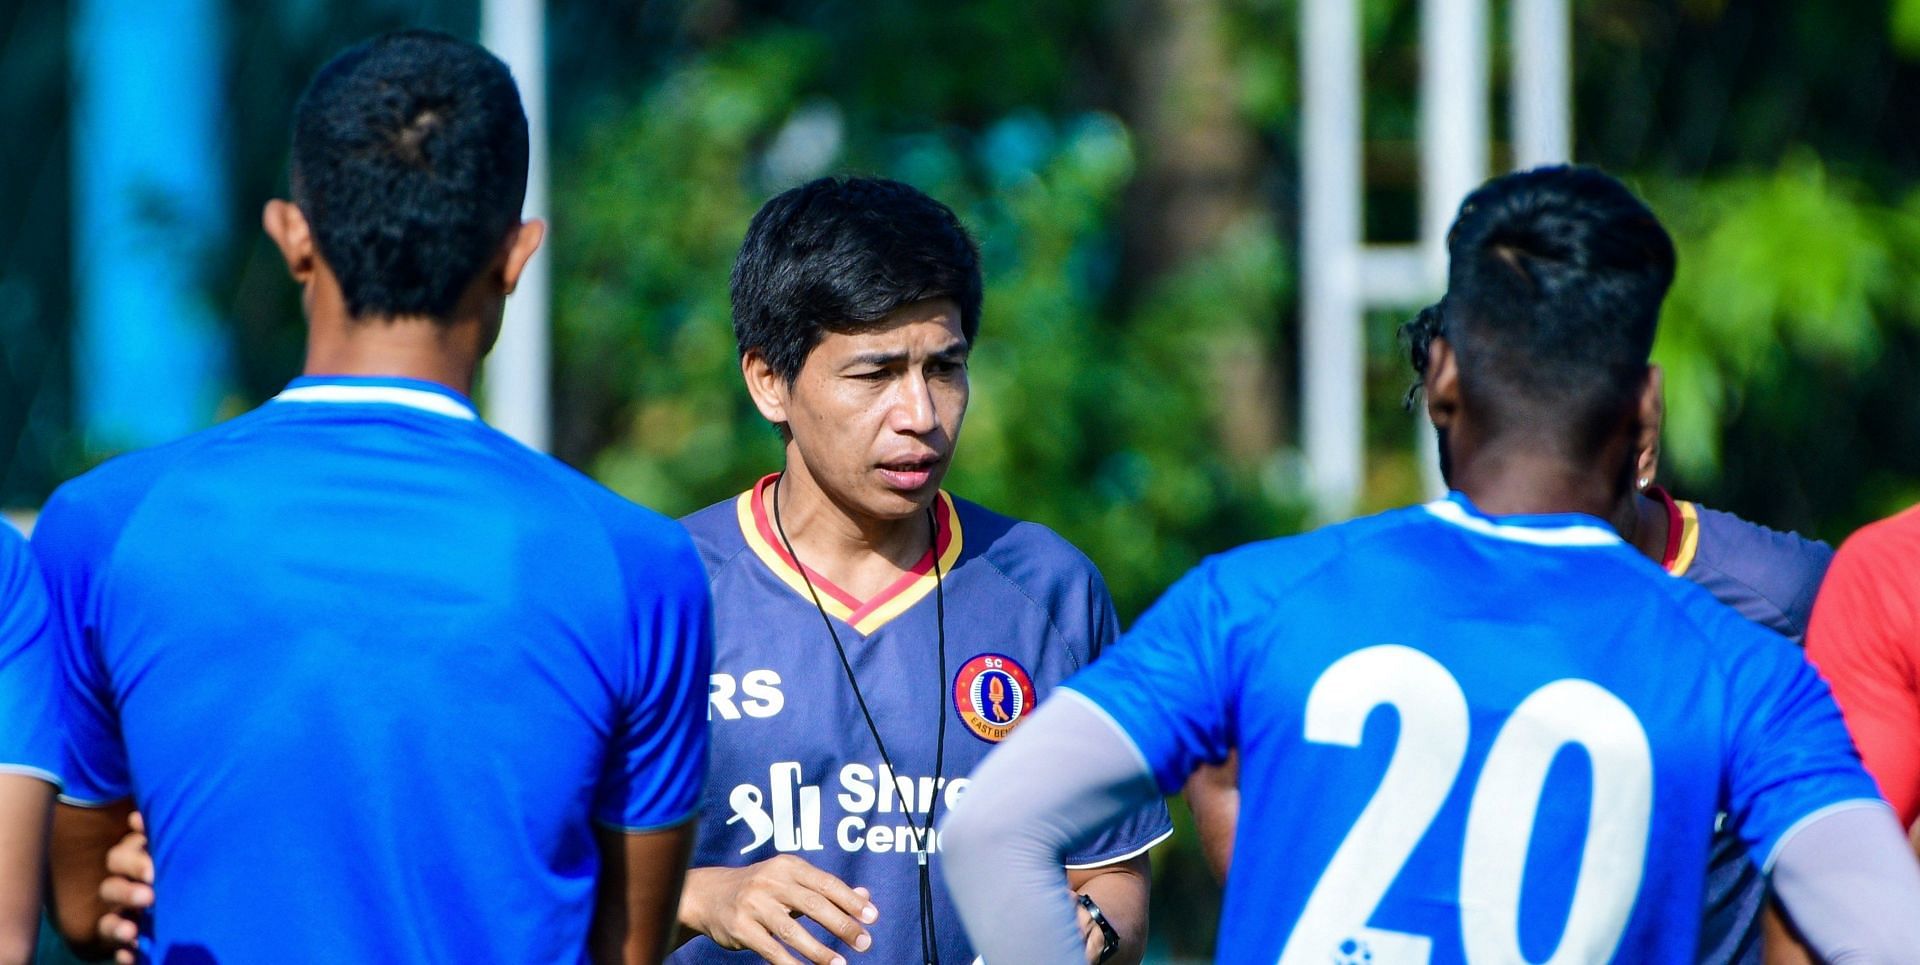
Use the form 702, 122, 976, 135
1276, 645, 1653, 965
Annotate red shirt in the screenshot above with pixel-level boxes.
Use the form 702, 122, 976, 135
1806, 504, 1920, 826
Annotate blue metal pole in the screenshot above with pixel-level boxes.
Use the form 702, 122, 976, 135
72, 0, 229, 452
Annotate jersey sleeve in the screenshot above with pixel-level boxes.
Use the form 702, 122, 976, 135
594, 529, 714, 831
1803, 526, 1920, 825
1060, 569, 1174, 866
1062, 560, 1233, 794
1717, 604, 1887, 868
31, 486, 131, 805
0, 525, 61, 786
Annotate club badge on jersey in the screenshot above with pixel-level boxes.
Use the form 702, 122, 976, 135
953, 653, 1034, 742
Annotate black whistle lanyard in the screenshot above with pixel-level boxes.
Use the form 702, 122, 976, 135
771, 474, 951, 965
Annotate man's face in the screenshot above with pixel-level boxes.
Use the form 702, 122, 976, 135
775, 298, 970, 521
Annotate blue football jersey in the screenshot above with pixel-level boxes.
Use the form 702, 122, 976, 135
675, 476, 1172, 964
35, 376, 712, 963
1066, 492, 1880, 965
0, 522, 59, 787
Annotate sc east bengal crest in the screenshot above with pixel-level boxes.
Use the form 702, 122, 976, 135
953, 653, 1034, 743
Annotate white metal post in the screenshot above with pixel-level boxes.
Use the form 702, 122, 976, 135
1301, 0, 1367, 520
481, 0, 552, 451
1512, 0, 1573, 168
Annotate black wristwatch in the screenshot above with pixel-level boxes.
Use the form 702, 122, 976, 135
1076, 892, 1119, 964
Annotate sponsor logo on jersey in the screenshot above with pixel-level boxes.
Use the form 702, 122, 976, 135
726, 761, 970, 856
952, 653, 1034, 743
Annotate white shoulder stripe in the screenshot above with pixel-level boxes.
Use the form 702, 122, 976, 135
1423, 499, 1619, 547
272, 385, 477, 421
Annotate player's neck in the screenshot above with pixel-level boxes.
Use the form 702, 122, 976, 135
299, 270, 494, 396
1452, 445, 1627, 522
303, 314, 486, 397
1621, 490, 1671, 564
766, 462, 933, 601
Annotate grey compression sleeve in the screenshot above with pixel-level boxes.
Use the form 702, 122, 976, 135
939, 691, 1162, 964
1769, 802, 1920, 962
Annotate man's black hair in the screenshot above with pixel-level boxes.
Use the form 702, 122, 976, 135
291, 29, 529, 320
1403, 165, 1676, 449
730, 176, 983, 382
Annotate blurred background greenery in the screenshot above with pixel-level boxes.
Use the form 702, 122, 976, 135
9, 0, 1920, 958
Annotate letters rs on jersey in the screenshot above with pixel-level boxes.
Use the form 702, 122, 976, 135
678, 476, 1172, 964
1064, 492, 1880, 965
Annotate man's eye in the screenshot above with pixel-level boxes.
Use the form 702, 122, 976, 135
848, 370, 889, 381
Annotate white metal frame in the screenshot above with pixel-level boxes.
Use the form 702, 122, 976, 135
1300, 0, 1570, 519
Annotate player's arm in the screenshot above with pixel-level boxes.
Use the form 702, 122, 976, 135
590, 822, 696, 965
47, 798, 135, 957
0, 774, 52, 965
1065, 855, 1150, 965
1182, 753, 1238, 883
1767, 803, 1920, 958
1804, 529, 1920, 824
676, 857, 880, 964
941, 694, 1166, 964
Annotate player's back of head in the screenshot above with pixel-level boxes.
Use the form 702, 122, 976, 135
1414, 166, 1675, 456
729, 176, 982, 382
291, 29, 528, 320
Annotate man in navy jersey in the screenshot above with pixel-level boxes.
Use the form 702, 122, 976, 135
39, 31, 708, 963
1184, 314, 1835, 964
670, 177, 1170, 965
943, 166, 1920, 963
0, 523, 60, 964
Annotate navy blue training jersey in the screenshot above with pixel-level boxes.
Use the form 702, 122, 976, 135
0, 523, 59, 787
1066, 493, 1879, 965
676, 475, 1172, 964
35, 376, 712, 963
1652, 488, 1834, 965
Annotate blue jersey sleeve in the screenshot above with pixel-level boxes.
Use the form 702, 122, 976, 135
0, 524, 61, 785
1064, 561, 1233, 794
1713, 604, 1885, 869
594, 529, 714, 831
1061, 569, 1173, 866
31, 485, 131, 804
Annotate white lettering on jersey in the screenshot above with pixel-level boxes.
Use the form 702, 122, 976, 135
709, 670, 785, 720
729, 761, 970, 855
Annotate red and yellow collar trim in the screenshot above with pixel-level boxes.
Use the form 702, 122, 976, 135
1651, 485, 1701, 576
735, 474, 964, 635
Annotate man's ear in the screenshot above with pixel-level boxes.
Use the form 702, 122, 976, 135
1424, 336, 1462, 432
262, 199, 316, 283
1635, 364, 1663, 485
741, 350, 790, 427
497, 219, 546, 295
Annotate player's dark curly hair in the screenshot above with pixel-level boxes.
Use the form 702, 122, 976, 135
290, 30, 528, 320
1413, 165, 1675, 448
1400, 302, 1445, 409
730, 176, 982, 384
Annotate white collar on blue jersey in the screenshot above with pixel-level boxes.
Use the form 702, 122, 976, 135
271, 376, 479, 422
1423, 491, 1622, 547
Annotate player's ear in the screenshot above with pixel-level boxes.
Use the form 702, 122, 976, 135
741, 350, 791, 427
263, 199, 316, 284
1635, 365, 1663, 485
1634, 365, 1662, 484
497, 219, 546, 296
1424, 336, 1461, 431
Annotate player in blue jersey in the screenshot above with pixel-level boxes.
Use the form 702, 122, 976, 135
38, 31, 709, 964
670, 177, 1171, 965
0, 524, 61, 964
1185, 316, 1835, 964
942, 166, 1920, 963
